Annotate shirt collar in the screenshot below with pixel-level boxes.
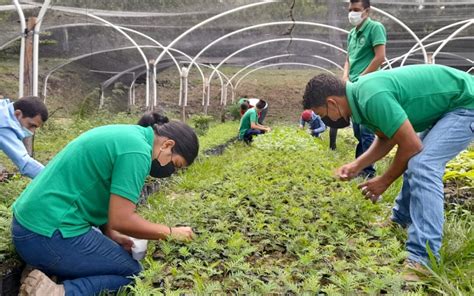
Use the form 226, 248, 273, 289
345, 82, 362, 124
356, 17, 371, 33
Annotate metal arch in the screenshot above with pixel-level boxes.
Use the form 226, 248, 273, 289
400, 19, 472, 66
22, 21, 206, 108
80, 14, 152, 106
177, 62, 227, 107
153, 0, 279, 68
383, 37, 474, 69
371, 5, 429, 64
208, 37, 347, 82
188, 21, 349, 74
432, 19, 474, 64
12, 0, 26, 98
33, 0, 51, 96
235, 63, 334, 90
25, 3, 152, 106
41, 45, 199, 104
42, 45, 159, 103
227, 54, 343, 87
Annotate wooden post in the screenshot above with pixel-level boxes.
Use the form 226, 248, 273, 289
23, 17, 37, 157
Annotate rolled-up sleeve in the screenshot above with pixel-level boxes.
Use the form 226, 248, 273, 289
0, 128, 44, 178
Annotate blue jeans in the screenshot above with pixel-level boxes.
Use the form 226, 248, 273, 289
11, 217, 142, 295
392, 108, 474, 265
353, 123, 376, 176
243, 129, 264, 144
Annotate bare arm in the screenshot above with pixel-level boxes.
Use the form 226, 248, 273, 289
342, 57, 350, 82
108, 194, 193, 240
251, 122, 270, 132
358, 120, 423, 199
377, 120, 423, 186
352, 133, 396, 170
360, 44, 386, 76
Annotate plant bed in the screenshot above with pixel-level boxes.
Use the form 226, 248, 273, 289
131, 128, 473, 295
203, 137, 237, 156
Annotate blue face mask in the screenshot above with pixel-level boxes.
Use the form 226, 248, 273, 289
22, 127, 34, 138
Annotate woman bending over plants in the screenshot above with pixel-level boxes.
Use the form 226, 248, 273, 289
11, 115, 199, 295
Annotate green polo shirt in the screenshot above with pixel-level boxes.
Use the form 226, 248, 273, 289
13, 125, 154, 238
347, 17, 387, 82
239, 108, 258, 139
346, 64, 474, 139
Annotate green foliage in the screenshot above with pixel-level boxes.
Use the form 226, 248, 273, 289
132, 128, 395, 293
190, 114, 214, 136
0, 204, 14, 261
227, 103, 242, 121
0, 118, 471, 294
444, 150, 474, 186
198, 121, 239, 153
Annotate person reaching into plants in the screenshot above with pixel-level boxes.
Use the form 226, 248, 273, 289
302, 64, 474, 281
11, 116, 199, 295
299, 109, 326, 138
238, 97, 269, 124
0, 96, 48, 179
238, 99, 271, 144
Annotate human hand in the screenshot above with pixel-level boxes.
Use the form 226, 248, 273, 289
335, 162, 360, 181
109, 231, 134, 252
266, 127, 272, 132
358, 176, 390, 203
170, 226, 195, 241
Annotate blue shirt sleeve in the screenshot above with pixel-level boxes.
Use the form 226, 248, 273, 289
299, 117, 306, 127
312, 116, 326, 134
0, 128, 44, 178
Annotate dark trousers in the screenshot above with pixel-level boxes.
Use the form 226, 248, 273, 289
258, 107, 268, 124
243, 129, 264, 144
353, 123, 376, 177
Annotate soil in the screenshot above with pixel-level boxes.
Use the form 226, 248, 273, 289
444, 181, 473, 211
0, 259, 23, 296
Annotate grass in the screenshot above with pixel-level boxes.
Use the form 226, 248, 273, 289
0, 116, 241, 262
0, 120, 472, 295
130, 126, 472, 295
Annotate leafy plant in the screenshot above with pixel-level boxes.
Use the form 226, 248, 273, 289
191, 114, 214, 136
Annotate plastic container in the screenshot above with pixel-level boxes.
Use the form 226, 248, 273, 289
130, 238, 148, 261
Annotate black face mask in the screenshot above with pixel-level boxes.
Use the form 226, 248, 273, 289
149, 159, 175, 178
322, 116, 351, 129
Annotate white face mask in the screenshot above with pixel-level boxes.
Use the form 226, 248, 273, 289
348, 11, 364, 26
22, 126, 34, 138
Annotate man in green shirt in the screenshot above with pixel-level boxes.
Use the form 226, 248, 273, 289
338, 0, 387, 178
303, 64, 474, 280
238, 100, 271, 143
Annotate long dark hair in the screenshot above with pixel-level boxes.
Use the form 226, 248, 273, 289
137, 112, 199, 166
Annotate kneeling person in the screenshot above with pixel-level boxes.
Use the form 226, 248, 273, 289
299, 109, 326, 138
238, 100, 271, 143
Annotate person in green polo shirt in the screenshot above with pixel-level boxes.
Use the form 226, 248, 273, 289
238, 100, 271, 144
303, 64, 474, 281
336, 0, 387, 178
12, 119, 199, 295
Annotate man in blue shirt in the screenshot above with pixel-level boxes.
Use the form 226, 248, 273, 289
0, 96, 48, 179
299, 110, 326, 138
